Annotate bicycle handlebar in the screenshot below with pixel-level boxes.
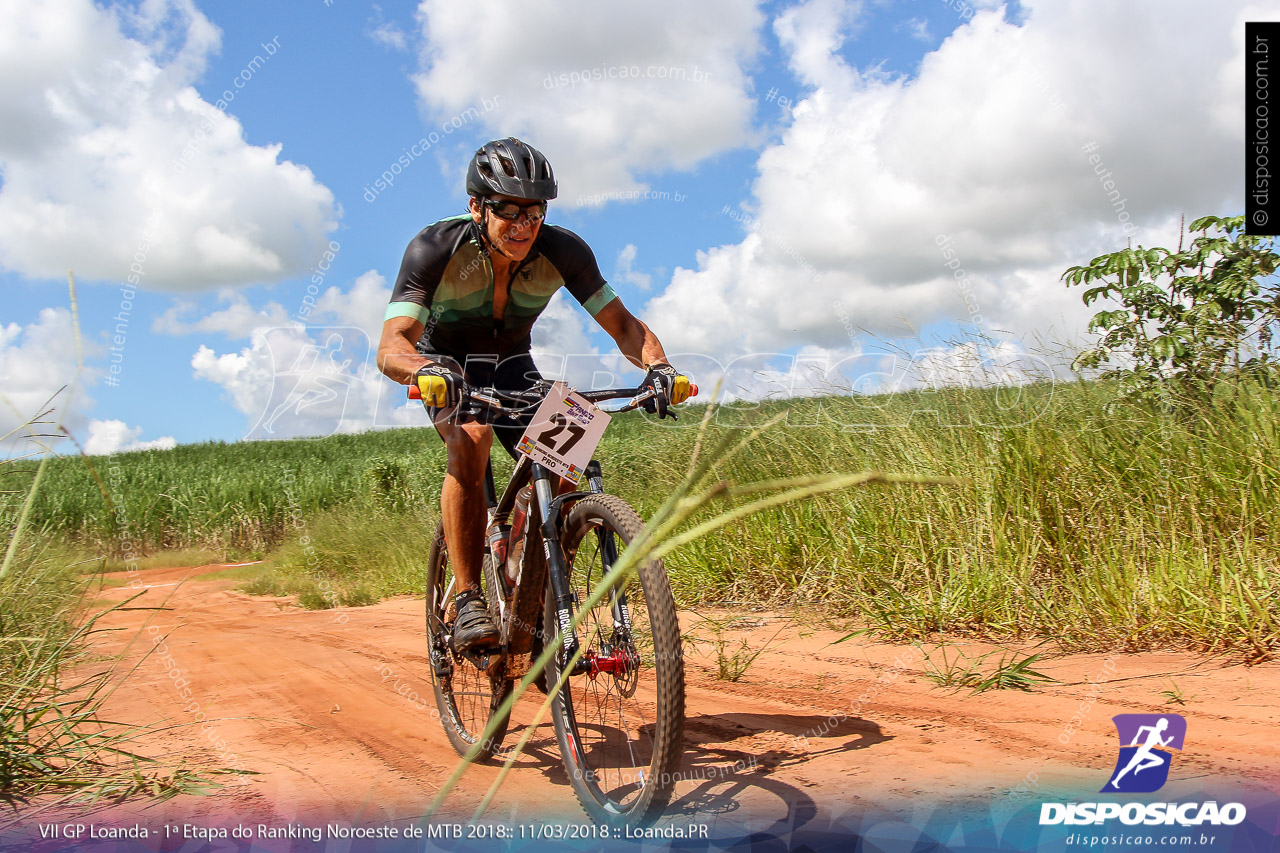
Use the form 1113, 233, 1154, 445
407, 380, 698, 415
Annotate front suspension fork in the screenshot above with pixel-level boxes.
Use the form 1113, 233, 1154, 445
534, 460, 634, 668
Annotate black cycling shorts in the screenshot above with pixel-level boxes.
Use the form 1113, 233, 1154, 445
420, 351, 543, 460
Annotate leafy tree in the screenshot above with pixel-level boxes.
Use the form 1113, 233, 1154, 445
1062, 215, 1280, 401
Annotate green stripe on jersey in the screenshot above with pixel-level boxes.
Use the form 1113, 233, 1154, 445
384, 301, 432, 324
583, 283, 619, 316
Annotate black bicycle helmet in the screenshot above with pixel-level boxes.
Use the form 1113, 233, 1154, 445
465, 138, 558, 200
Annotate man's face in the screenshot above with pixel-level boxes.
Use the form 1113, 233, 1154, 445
469, 194, 545, 263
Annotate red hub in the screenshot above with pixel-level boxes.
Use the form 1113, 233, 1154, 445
582, 648, 639, 678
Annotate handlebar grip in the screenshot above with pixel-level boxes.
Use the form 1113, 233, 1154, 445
689, 384, 698, 397
408, 384, 421, 400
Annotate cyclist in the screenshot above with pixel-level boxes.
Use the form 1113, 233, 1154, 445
376, 137, 690, 653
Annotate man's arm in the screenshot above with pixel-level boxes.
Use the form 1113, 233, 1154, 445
592, 298, 671, 370
379, 220, 463, 384
377, 316, 430, 385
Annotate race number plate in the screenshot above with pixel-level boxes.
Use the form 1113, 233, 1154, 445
515, 382, 611, 482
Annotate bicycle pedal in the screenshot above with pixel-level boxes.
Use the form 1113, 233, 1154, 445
483, 652, 508, 678
458, 642, 504, 667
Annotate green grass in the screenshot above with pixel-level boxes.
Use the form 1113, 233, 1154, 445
1159, 679, 1192, 705
917, 642, 1058, 693
14, 377, 1280, 655
17, 428, 451, 559
1, 417, 223, 806
683, 612, 792, 682
248, 505, 432, 607
0, 521, 218, 806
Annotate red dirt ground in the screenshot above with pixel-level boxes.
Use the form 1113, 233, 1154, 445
8, 563, 1279, 845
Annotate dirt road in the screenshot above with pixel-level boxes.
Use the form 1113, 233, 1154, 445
13, 563, 1280, 846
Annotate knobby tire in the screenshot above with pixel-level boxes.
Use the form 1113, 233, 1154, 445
545, 494, 685, 825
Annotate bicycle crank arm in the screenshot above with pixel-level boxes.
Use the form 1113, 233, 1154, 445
457, 643, 506, 676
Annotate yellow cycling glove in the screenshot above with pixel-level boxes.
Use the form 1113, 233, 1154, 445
642, 364, 691, 419
415, 364, 465, 408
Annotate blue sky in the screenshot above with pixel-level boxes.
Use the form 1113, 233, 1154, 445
0, 0, 1260, 454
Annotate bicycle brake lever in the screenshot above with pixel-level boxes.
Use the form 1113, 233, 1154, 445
622, 388, 657, 412
468, 389, 503, 409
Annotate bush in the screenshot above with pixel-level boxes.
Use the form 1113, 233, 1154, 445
1062, 214, 1280, 402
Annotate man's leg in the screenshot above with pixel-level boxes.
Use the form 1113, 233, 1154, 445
433, 413, 499, 650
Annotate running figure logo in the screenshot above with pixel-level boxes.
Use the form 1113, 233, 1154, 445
243, 327, 369, 440
1103, 714, 1186, 793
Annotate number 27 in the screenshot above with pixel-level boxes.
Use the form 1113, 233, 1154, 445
536, 412, 586, 453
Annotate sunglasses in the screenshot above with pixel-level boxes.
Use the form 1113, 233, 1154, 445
483, 199, 548, 222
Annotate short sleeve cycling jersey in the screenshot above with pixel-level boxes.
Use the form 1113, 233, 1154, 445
384, 215, 618, 358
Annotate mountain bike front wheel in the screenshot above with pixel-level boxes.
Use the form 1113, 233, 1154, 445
545, 495, 685, 825
425, 522, 510, 760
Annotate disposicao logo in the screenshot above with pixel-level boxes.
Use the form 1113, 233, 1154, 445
1038, 801, 1246, 827
1103, 714, 1186, 793
1038, 713, 1247, 828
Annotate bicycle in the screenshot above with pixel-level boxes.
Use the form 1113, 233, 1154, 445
411, 378, 694, 825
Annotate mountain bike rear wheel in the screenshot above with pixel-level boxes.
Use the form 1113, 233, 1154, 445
425, 522, 510, 760
545, 495, 684, 825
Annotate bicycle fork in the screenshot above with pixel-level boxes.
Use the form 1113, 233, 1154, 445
533, 461, 635, 674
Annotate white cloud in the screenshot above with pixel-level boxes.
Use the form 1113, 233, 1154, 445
411, 0, 765, 203
899, 17, 933, 43
366, 5, 408, 51
83, 419, 176, 455
0, 306, 184, 457
190, 325, 421, 440
773, 0, 863, 87
183, 271, 414, 439
614, 244, 652, 291
369, 24, 408, 52
155, 270, 390, 342
685, 345, 866, 405
644, 0, 1256, 364
529, 291, 612, 387
0, 308, 97, 449
153, 292, 293, 337
313, 270, 393, 342
0, 0, 338, 290
907, 340, 1056, 390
